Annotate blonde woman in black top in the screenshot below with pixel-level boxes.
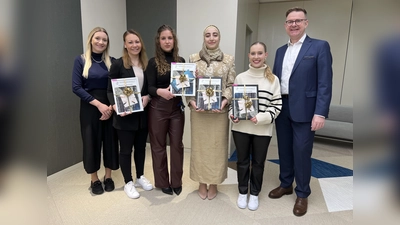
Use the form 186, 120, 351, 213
107, 29, 153, 199
72, 27, 118, 195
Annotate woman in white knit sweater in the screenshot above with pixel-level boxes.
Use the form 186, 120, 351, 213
230, 41, 282, 211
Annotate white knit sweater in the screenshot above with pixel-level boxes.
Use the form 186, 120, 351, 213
230, 64, 282, 136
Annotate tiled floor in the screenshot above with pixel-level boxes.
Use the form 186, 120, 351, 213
47, 136, 353, 224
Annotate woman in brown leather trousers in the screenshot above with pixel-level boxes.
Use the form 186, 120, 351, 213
146, 25, 185, 196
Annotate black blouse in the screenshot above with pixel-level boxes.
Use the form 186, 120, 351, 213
147, 52, 185, 97
107, 57, 148, 131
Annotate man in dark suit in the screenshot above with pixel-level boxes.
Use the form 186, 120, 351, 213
376, 32, 400, 201
269, 7, 333, 217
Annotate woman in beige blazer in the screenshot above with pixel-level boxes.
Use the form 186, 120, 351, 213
186, 25, 236, 200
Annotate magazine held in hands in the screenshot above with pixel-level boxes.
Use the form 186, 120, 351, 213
232, 84, 259, 120
170, 63, 196, 96
111, 77, 143, 115
196, 77, 222, 110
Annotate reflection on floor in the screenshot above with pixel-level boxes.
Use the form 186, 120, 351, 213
48, 137, 353, 225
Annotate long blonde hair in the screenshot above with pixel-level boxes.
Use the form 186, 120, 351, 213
122, 29, 148, 70
82, 27, 112, 78
250, 41, 275, 83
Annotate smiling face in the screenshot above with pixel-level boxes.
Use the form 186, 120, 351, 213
204, 26, 220, 50
91, 31, 108, 54
159, 30, 174, 52
124, 33, 142, 57
248, 43, 268, 68
285, 11, 308, 43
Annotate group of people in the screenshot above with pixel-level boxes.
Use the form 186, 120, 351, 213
72, 7, 332, 217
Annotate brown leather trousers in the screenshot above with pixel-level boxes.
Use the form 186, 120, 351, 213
148, 96, 185, 188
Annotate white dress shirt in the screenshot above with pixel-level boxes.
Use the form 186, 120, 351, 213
280, 33, 307, 94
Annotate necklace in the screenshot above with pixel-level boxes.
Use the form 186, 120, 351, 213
91, 56, 103, 63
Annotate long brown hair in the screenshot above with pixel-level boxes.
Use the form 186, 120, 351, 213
82, 27, 112, 78
250, 41, 275, 83
122, 29, 148, 70
154, 24, 181, 75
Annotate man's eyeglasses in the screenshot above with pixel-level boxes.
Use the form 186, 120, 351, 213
285, 19, 307, 25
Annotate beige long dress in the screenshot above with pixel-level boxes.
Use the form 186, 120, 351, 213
187, 53, 236, 184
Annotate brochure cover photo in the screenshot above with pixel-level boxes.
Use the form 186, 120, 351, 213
111, 77, 143, 115
196, 77, 222, 110
170, 63, 196, 96
232, 84, 259, 120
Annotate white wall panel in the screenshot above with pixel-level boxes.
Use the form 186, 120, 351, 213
80, 0, 126, 58
258, 0, 352, 105
177, 0, 238, 148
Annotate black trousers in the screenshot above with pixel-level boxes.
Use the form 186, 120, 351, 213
148, 96, 184, 189
80, 89, 119, 174
117, 128, 148, 184
232, 131, 271, 196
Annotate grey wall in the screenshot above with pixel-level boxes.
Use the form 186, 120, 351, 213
126, 0, 177, 59
235, 0, 260, 76
47, 0, 83, 175
258, 0, 353, 106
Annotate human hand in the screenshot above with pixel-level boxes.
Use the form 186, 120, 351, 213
142, 95, 150, 108
311, 115, 325, 131
250, 116, 258, 124
97, 103, 112, 120
157, 87, 174, 100
220, 98, 228, 110
230, 114, 239, 123
190, 101, 204, 112
378, 112, 398, 135
119, 111, 132, 117
110, 104, 132, 117
100, 113, 111, 120
195, 69, 201, 78
213, 98, 228, 113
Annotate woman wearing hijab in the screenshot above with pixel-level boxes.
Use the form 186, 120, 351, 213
186, 25, 236, 200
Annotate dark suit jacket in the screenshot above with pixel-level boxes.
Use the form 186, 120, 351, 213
107, 57, 148, 130
273, 35, 333, 122
377, 33, 400, 113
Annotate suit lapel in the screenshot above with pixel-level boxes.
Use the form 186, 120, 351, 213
276, 45, 288, 79
291, 36, 312, 75
127, 66, 135, 77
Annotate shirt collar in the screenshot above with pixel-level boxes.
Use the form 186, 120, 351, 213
287, 33, 307, 46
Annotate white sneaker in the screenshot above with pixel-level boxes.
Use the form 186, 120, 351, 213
124, 181, 140, 199
248, 195, 259, 211
237, 193, 248, 209
134, 175, 153, 191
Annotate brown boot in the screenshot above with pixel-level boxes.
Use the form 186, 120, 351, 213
268, 185, 293, 199
293, 197, 308, 216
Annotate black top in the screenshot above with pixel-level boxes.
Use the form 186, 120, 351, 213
107, 57, 148, 131
147, 52, 185, 96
